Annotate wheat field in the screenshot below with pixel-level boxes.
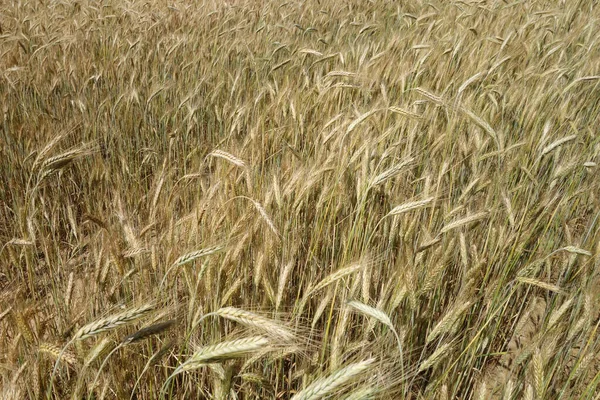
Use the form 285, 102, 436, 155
1, 0, 600, 399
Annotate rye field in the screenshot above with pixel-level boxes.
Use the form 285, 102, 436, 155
1, 0, 600, 398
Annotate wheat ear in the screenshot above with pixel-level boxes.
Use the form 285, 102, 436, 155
387, 197, 435, 217
73, 303, 155, 340
291, 359, 375, 400
50, 303, 154, 393
160, 337, 268, 399
216, 307, 295, 341
347, 301, 404, 379
89, 319, 174, 399
160, 246, 223, 289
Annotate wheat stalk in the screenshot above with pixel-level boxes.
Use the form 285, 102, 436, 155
131, 340, 176, 399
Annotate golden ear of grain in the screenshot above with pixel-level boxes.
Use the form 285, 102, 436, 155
310, 263, 365, 295
216, 307, 295, 341
32, 133, 66, 171
414, 87, 444, 104
418, 343, 452, 372
40, 144, 97, 172
160, 246, 223, 288
420, 263, 445, 294
440, 212, 489, 234
532, 349, 544, 399
347, 300, 404, 373
388, 197, 434, 216
516, 277, 565, 294
459, 107, 501, 150
343, 386, 377, 400
369, 157, 414, 187
347, 301, 392, 330
503, 380, 514, 400
208, 149, 247, 168
39, 343, 78, 366
276, 261, 295, 311
524, 384, 534, 400
14, 311, 36, 344
6, 238, 33, 246
311, 290, 333, 328
540, 134, 577, 156
347, 110, 379, 134
547, 297, 574, 330
250, 199, 280, 237
73, 303, 155, 340
326, 70, 357, 78
426, 301, 473, 344
556, 246, 592, 256
291, 359, 375, 400
178, 336, 269, 373
299, 48, 324, 56
388, 106, 422, 120
562, 75, 600, 93
173, 246, 224, 267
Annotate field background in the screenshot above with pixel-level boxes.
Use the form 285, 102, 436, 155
2, 0, 600, 399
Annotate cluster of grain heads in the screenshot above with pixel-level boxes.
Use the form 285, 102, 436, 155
2, 0, 600, 398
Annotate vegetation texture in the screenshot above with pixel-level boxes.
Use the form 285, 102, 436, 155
1, 0, 600, 399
